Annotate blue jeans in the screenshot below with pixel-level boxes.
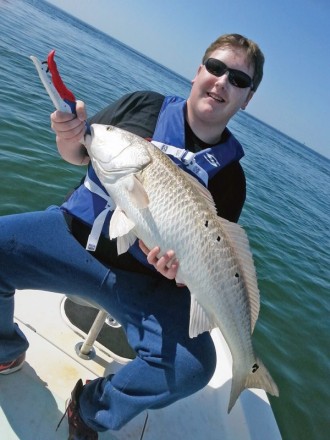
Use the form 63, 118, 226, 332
0, 206, 216, 431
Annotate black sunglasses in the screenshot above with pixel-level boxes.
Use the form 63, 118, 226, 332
204, 58, 253, 89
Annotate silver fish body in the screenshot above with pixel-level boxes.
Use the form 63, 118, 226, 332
85, 124, 279, 412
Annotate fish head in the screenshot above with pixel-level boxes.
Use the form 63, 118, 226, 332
85, 124, 151, 182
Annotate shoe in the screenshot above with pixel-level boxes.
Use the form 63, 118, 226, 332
0, 352, 26, 375
66, 379, 98, 440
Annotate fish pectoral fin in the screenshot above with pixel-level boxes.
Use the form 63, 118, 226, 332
189, 294, 213, 338
125, 175, 149, 209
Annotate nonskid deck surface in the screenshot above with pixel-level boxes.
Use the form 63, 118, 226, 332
0, 289, 282, 440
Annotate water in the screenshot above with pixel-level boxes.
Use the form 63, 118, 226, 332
1, 1, 329, 439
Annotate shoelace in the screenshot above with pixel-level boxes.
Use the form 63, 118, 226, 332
56, 398, 71, 431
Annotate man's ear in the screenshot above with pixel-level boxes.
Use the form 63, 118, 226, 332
241, 90, 254, 110
191, 64, 203, 85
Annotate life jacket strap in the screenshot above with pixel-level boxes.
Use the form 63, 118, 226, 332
84, 174, 116, 251
151, 141, 209, 185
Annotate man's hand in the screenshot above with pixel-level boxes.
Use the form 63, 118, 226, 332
139, 240, 180, 281
139, 240, 179, 280
50, 100, 89, 165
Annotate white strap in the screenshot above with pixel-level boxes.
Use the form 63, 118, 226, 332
86, 203, 113, 251
84, 174, 116, 251
151, 141, 195, 163
84, 174, 113, 202
151, 141, 209, 185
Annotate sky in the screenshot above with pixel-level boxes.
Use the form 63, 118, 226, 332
47, 0, 330, 159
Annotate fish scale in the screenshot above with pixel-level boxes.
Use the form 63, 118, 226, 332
86, 123, 279, 413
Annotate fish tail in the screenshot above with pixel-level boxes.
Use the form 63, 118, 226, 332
228, 357, 279, 413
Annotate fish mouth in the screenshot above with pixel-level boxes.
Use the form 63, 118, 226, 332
207, 92, 225, 103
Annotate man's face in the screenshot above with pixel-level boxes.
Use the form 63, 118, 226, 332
187, 47, 255, 133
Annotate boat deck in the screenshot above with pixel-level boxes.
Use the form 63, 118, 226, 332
0, 289, 282, 439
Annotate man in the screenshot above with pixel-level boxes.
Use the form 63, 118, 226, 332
0, 34, 264, 439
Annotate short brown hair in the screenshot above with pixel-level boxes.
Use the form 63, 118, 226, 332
202, 34, 265, 91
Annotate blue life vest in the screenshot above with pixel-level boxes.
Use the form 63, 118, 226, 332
61, 95, 244, 265
152, 96, 244, 186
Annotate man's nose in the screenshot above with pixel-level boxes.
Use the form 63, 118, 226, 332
214, 71, 229, 87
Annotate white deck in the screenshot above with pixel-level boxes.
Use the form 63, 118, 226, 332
0, 289, 282, 439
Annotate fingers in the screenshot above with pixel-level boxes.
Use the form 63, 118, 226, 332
50, 100, 87, 142
51, 111, 83, 139
139, 240, 179, 280
152, 249, 179, 280
75, 100, 88, 121
138, 239, 151, 256
50, 102, 89, 165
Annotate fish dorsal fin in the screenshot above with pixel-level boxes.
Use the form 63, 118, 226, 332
124, 175, 149, 209
181, 169, 217, 215
219, 217, 260, 332
109, 207, 136, 255
189, 294, 214, 338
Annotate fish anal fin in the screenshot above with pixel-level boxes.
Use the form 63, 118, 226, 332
189, 294, 213, 338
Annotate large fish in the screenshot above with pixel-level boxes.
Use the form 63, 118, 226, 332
84, 123, 279, 412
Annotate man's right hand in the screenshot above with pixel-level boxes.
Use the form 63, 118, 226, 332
50, 100, 90, 165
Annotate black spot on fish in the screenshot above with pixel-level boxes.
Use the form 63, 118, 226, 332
205, 220, 209, 227
252, 363, 259, 373
235, 273, 239, 278
217, 236, 221, 242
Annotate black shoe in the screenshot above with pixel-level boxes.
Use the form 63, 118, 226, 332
57, 379, 98, 440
